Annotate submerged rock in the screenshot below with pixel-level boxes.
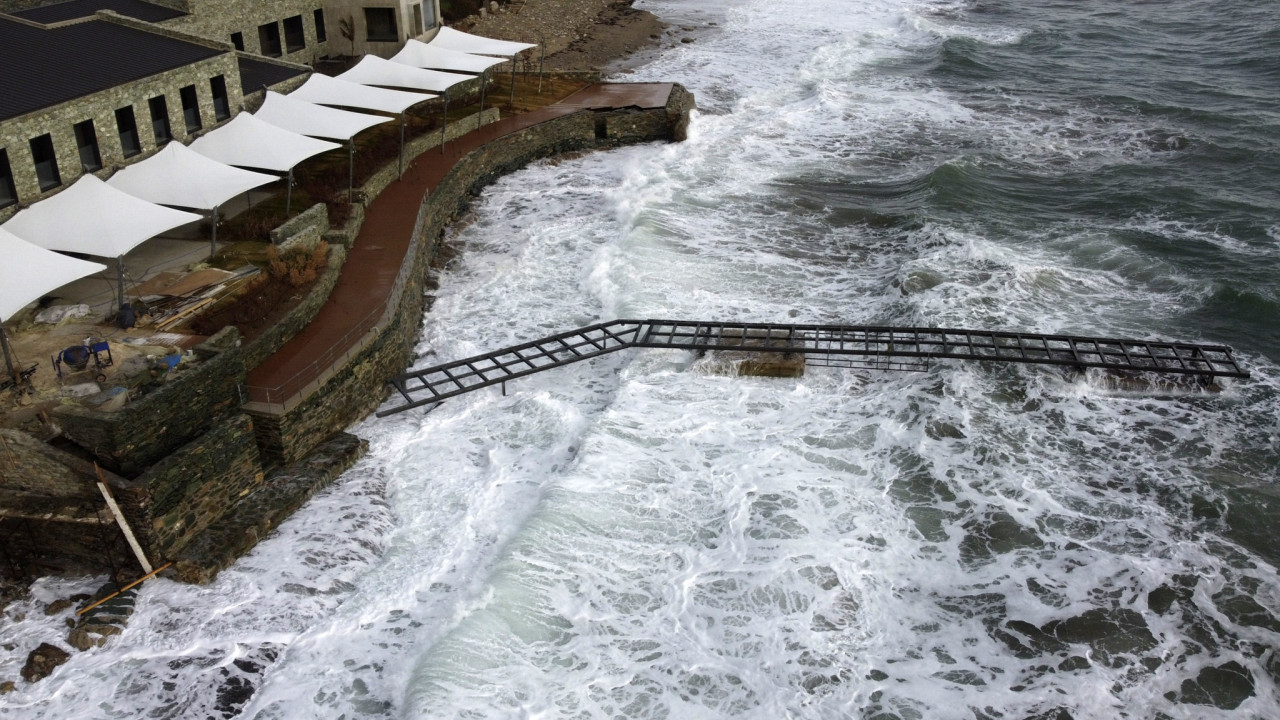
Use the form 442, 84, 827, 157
1175, 661, 1254, 709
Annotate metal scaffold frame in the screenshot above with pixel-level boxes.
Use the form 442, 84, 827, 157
379, 319, 1249, 417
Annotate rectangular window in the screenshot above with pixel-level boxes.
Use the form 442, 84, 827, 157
314, 8, 326, 42
230, 31, 244, 51
115, 106, 141, 157
283, 14, 306, 52
258, 21, 282, 57
73, 119, 102, 172
29, 134, 60, 191
180, 85, 202, 133
148, 95, 172, 146
365, 8, 397, 42
423, 0, 437, 30
210, 75, 230, 121
0, 149, 17, 208
412, 4, 423, 36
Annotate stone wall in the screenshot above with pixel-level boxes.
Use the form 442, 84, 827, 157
270, 201, 329, 250
250, 86, 694, 463
163, 0, 330, 64
52, 328, 246, 477
322, 0, 441, 59
139, 413, 264, 558
0, 50, 241, 221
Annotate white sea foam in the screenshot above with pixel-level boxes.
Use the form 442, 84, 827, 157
5, 0, 1279, 718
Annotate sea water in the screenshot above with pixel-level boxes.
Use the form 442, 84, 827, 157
3, 0, 1279, 718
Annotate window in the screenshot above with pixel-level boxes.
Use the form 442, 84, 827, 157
29, 134, 60, 191
210, 75, 230, 121
179, 85, 202, 133
422, 0, 437, 30
314, 8, 326, 42
115, 106, 141, 157
148, 95, 172, 146
412, 4, 423, 36
365, 8, 397, 42
230, 31, 244, 51
0, 149, 17, 208
283, 15, 306, 52
258, 21, 282, 57
73, 119, 102, 172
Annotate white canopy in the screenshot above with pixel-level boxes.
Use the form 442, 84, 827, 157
107, 142, 277, 212
189, 113, 342, 173
391, 39, 508, 74
254, 91, 392, 141
428, 27, 536, 57
340, 54, 473, 93
0, 228, 105, 322
288, 74, 433, 115
1, 175, 201, 258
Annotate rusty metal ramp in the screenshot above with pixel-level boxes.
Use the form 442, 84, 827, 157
378, 319, 1249, 416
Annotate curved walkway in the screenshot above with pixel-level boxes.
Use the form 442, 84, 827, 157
244, 83, 675, 409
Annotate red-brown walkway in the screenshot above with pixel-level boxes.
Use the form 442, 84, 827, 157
244, 83, 674, 408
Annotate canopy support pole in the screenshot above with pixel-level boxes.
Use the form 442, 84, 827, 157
478, 69, 488, 130
399, 114, 405, 179
538, 41, 545, 93
508, 53, 517, 110
1, 326, 16, 385
210, 206, 218, 259
115, 255, 126, 317
441, 88, 450, 154
285, 168, 293, 217
348, 139, 355, 200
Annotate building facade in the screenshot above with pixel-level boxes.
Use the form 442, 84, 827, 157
0, 0, 442, 219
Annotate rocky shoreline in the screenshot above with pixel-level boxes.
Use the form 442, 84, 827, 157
460, 0, 668, 72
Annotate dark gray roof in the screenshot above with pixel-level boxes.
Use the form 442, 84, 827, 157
238, 56, 308, 94
13, 0, 186, 24
0, 17, 224, 122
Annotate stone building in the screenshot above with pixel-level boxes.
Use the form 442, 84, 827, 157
321, 0, 441, 58
0, 0, 444, 219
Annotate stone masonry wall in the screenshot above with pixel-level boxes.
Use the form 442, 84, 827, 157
52, 328, 246, 477
140, 413, 264, 559
251, 86, 694, 463
163, 0, 329, 64
0, 51, 241, 221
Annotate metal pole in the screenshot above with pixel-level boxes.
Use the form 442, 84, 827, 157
116, 255, 126, 316
478, 69, 488, 130
508, 53, 517, 110
441, 88, 449, 154
399, 114, 405, 179
0, 326, 16, 383
348, 139, 354, 199
210, 206, 218, 259
285, 168, 293, 216
538, 40, 545, 93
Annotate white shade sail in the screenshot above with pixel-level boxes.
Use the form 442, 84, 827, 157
190, 113, 342, 173
288, 74, 433, 115
340, 54, 472, 93
107, 142, 278, 211
254, 91, 393, 141
391, 39, 508, 74
1, 175, 201, 258
428, 26, 536, 57
0, 228, 105, 322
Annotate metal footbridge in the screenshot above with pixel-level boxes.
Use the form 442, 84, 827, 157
377, 319, 1249, 417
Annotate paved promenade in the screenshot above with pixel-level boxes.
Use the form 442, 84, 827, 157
244, 83, 674, 407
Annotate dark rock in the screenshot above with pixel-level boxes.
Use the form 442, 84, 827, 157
1044, 608, 1156, 661
1177, 661, 1254, 709
20, 643, 70, 683
43, 598, 73, 616
1148, 585, 1178, 614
